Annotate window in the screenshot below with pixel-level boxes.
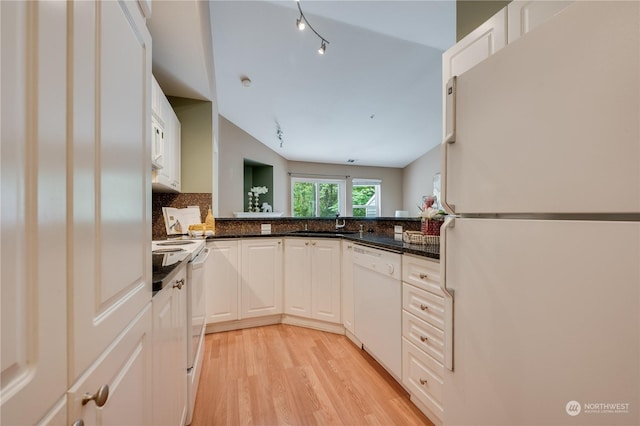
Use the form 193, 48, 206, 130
291, 177, 346, 217
352, 179, 381, 217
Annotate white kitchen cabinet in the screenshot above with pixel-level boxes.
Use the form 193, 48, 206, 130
341, 242, 355, 334
152, 79, 181, 192
152, 267, 188, 426
507, 0, 573, 43
68, 304, 153, 426
401, 255, 444, 424
240, 239, 283, 318
205, 240, 241, 324
284, 239, 312, 317
153, 92, 181, 192
284, 238, 341, 324
442, 7, 507, 88
1, 1, 68, 423
1, 1, 152, 424
442, 8, 507, 139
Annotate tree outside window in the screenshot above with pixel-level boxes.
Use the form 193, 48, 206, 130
291, 177, 345, 217
352, 179, 381, 217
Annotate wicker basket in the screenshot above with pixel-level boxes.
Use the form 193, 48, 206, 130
403, 231, 426, 245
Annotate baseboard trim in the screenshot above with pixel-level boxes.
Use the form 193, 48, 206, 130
281, 315, 345, 334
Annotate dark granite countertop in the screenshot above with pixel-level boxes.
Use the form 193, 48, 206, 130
204, 231, 439, 260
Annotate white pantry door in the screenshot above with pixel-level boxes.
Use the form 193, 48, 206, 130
70, 0, 152, 380
0, 2, 68, 424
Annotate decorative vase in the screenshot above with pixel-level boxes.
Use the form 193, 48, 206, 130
422, 218, 443, 236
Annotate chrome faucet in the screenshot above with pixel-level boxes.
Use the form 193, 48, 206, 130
335, 214, 345, 230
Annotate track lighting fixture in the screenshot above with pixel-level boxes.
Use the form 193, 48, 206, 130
318, 40, 326, 55
295, 1, 330, 55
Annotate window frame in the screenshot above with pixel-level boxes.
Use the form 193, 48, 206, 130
352, 178, 382, 217
290, 177, 346, 217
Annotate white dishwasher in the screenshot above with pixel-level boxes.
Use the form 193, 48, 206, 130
353, 244, 402, 380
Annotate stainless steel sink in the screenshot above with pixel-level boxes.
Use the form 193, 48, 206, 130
288, 230, 359, 235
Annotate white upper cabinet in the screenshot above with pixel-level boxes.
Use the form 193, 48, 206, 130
442, 8, 507, 84
152, 78, 181, 192
1, 1, 68, 423
442, 8, 507, 139
69, 0, 152, 380
507, 1, 574, 43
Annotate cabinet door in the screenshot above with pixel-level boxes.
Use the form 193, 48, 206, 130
152, 267, 188, 426
341, 242, 355, 333
68, 304, 153, 426
241, 239, 283, 318
284, 239, 312, 317
1, 2, 68, 424
507, 0, 573, 43
70, 0, 152, 381
310, 239, 341, 323
205, 241, 240, 323
442, 7, 506, 137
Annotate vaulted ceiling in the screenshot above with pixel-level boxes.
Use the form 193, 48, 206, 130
148, 1, 456, 168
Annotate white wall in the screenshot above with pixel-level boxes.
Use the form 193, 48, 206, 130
287, 162, 404, 217
218, 116, 289, 217
402, 145, 441, 216
217, 116, 406, 217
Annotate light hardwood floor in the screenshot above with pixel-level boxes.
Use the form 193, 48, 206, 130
192, 324, 433, 426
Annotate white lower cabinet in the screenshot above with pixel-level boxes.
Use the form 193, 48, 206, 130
152, 266, 188, 426
205, 240, 240, 323
68, 304, 153, 426
402, 254, 444, 425
241, 239, 283, 318
284, 238, 341, 324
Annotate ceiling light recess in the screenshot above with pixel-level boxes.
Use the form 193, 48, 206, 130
241, 77, 251, 87
295, 1, 330, 55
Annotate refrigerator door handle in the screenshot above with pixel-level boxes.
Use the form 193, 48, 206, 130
440, 215, 455, 371
441, 76, 457, 215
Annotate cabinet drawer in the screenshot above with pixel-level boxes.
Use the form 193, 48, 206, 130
402, 311, 444, 364
403, 283, 444, 330
402, 338, 444, 417
402, 255, 441, 296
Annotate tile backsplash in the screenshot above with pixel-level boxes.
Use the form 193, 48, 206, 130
152, 192, 212, 239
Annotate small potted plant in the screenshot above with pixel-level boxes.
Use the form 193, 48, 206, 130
419, 195, 445, 236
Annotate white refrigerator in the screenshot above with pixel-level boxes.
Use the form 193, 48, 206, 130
440, 2, 639, 425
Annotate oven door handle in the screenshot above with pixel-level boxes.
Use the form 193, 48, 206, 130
191, 248, 209, 269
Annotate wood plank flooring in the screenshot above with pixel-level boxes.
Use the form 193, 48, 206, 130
192, 324, 433, 426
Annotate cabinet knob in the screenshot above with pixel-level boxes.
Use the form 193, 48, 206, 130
173, 279, 184, 290
420, 304, 428, 311
419, 378, 427, 385
305, 242, 309, 246
82, 384, 109, 407
72, 420, 85, 426
419, 273, 428, 279
420, 335, 428, 342
311, 242, 316, 246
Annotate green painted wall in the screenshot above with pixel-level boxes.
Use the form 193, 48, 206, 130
457, 1, 511, 41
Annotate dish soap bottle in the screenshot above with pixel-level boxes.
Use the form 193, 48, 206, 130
205, 205, 215, 236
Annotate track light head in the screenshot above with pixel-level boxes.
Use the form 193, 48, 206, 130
318, 40, 326, 55
296, 17, 305, 30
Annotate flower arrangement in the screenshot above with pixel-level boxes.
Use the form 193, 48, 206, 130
418, 195, 445, 235
248, 186, 269, 212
